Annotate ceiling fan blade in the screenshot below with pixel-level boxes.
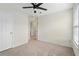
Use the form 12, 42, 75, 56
37, 7, 47, 11
36, 3, 43, 7
31, 3, 35, 6
22, 6, 33, 8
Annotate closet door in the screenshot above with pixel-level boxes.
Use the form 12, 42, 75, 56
12, 14, 29, 47
0, 13, 13, 52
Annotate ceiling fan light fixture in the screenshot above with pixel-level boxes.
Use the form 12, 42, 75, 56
34, 10, 36, 13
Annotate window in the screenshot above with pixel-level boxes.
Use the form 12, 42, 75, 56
73, 4, 79, 47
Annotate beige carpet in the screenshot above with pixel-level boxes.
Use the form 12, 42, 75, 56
0, 39, 75, 56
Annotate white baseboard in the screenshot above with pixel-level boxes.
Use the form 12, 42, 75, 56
12, 40, 28, 48
39, 39, 72, 47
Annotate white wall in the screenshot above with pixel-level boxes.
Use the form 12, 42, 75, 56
0, 10, 29, 51
38, 9, 73, 47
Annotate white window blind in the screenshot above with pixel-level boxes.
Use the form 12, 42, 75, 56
73, 4, 79, 47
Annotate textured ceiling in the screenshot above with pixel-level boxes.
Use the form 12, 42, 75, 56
0, 3, 74, 16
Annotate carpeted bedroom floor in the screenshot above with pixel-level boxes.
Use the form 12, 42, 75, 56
0, 39, 75, 56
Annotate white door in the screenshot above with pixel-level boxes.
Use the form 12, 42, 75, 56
0, 13, 13, 52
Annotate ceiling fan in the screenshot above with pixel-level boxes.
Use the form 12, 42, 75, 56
22, 3, 47, 13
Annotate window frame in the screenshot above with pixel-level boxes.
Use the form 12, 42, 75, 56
73, 4, 79, 48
